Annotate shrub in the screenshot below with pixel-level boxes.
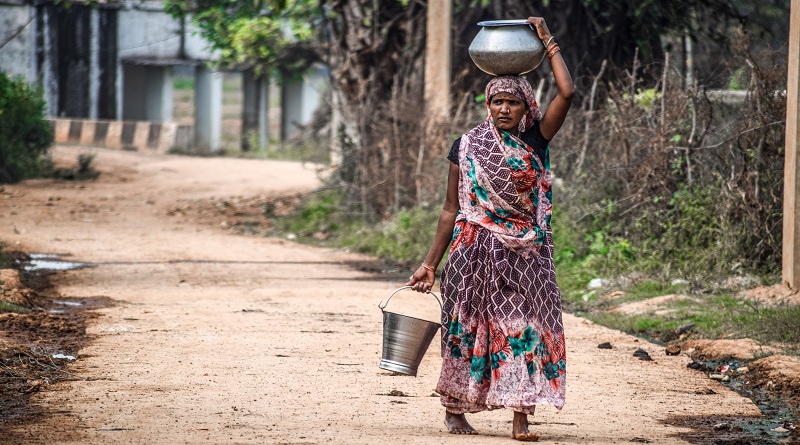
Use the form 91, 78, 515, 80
550, 34, 786, 284
0, 72, 52, 183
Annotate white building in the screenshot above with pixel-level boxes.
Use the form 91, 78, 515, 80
0, 0, 327, 151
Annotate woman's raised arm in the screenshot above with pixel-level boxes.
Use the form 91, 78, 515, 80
528, 16, 575, 140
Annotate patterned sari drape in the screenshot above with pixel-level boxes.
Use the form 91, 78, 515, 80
436, 117, 566, 414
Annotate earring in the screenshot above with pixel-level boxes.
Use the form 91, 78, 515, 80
518, 115, 527, 133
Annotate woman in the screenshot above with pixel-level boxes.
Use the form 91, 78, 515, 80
407, 16, 574, 441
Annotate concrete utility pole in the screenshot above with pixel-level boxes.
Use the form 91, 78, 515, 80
423, 0, 452, 121
782, 0, 800, 288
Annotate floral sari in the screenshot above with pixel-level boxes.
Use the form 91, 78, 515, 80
436, 112, 566, 414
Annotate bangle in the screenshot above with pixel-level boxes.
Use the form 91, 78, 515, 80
547, 45, 561, 60
544, 36, 555, 47
421, 263, 435, 272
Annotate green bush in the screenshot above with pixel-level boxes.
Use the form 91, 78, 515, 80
271, 189, 342, 236
0, 72, 52, 183
342, 207, 440, 265
271, 188, 441, 265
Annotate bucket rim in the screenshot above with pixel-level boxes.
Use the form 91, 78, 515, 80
382, 309, 443, 327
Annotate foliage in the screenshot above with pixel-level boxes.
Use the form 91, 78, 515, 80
270, 178, 799, 351
0, 301, 31, 314
269, 187, 800, 352
179, 0, 790, 287
450, 0, 789, 100
271, 189, 342, 237
550, 32, 786, 284
0, 243, 16, 270
166, 0, 447, 217
165, 0, 791, 218
44, 152, 100, 181
271, 188, 439, 265
0, 73, 53, 183
341, 207, 440, 264
582, 292, 800, 351
164, 0, 320, 76
747, 305, 800, 346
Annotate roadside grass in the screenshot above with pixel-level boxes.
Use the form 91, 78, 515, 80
583, 292, 800, 353
339, 207, 440, 265
0, 301, 30, 313
741, 304, 800, 346
267, 190, 799, 354
271, 189, 343, 237
0, 243, 15, 269
228, 137, 331, 164
586, 294, 745, 343
270, 189, 438, 265
43, 152, 99, 181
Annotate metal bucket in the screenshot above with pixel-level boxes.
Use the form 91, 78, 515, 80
378, 286, 442, 377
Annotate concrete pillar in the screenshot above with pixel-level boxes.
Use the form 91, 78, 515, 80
148, 66, 173, 122
122, 64, 173, 122
783, 0, 800, 288
122, 64, 145, 120
241, 69, 268, 151
194, 65, 222, 152
281, 79, 304, 140
116, 35, 123, 121
280, 65, 327, 141
423, 0, 451, 121
41, 7, 58, 117
268, 81, 282, 138
89, 8, 99, 119
28, 5, 38, 84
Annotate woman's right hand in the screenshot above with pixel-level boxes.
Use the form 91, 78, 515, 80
527, 17, 553, 42
406, 266, 435, 293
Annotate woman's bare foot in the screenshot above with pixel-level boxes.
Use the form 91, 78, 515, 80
444, 411, 478, 434
511, 412, 539, 441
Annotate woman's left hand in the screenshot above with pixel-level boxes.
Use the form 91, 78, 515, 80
527, 17, 552, 42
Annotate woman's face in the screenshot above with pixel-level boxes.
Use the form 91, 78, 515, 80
488, 92, 527, 133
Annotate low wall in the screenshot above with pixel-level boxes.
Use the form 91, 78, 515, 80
48, 118, 194, 153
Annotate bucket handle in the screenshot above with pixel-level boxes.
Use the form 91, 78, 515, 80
378, 286, 442, 314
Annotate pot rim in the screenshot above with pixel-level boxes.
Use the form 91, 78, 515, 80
476, 19, 530, 27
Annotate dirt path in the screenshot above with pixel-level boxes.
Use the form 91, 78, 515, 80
1, 146, 761, 444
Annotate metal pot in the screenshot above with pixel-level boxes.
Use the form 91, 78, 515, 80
468, 20, 546, 76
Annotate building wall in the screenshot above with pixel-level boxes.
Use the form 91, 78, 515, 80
118, 4, 216, 61
0, 4, 36, 81
1, 1, 327, 148
52, 4, 92, 118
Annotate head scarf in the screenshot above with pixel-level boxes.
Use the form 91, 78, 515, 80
485, 76, 542, 133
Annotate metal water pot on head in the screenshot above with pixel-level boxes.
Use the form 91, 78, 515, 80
468, 20, 546, 76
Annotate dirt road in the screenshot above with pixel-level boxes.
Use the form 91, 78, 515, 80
1, 146, 761, 444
